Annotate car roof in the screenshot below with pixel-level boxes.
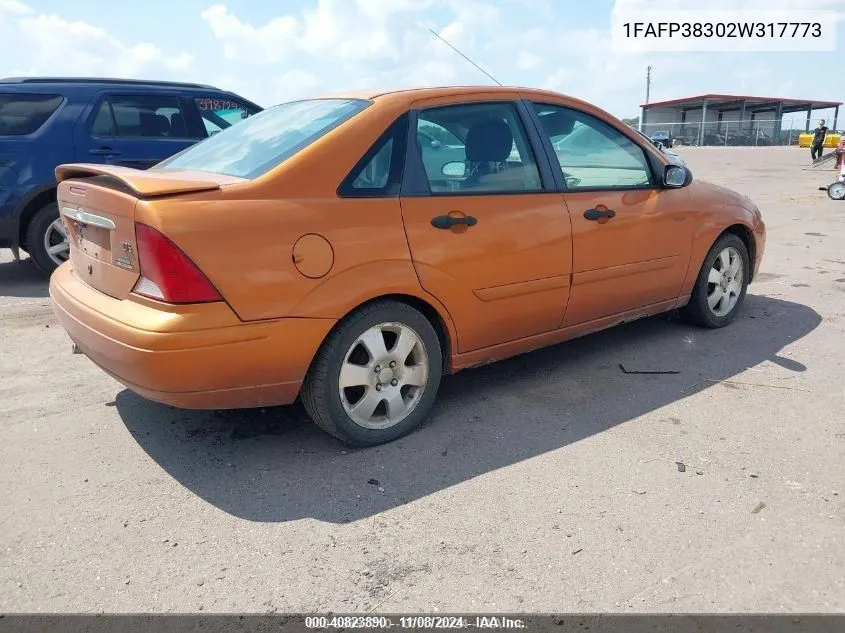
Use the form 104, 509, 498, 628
312, 85, 593, 108
0, 77, 220, 91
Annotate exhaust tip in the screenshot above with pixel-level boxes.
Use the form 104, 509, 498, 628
71, 342, 82, 355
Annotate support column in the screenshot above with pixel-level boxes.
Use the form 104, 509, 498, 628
774, 102, 784, 144
806, 107, 812, 132
640, 106, 648, 132
834, 105, 840, 132
750, 112, 758, 145
698, 99, 708, 145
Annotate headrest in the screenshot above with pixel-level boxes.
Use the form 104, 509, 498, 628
153, 114, 171, 135
465, 118, 513, 163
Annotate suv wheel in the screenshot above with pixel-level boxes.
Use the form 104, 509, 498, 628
25, 202, 68, 274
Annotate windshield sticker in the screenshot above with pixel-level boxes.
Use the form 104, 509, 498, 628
196, 98, 245, 112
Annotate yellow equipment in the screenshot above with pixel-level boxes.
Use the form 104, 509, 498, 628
798, 132, 842, 148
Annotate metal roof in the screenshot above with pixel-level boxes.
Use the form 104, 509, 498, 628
641, 93, 842, 112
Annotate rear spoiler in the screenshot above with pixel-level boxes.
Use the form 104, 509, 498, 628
55, 163, 244, 197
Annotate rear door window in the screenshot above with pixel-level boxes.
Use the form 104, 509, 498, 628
194, 97, 258, 137
90, 95, 194, 139
0, 93, 63, 135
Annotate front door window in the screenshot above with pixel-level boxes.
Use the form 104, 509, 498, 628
532, 103, 653, 190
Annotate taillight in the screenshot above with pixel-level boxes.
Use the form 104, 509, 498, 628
132, 223, 222, 304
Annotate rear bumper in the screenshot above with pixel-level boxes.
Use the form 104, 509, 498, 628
49, 263, 335, 409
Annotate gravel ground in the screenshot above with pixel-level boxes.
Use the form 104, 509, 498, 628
0, 147, 843, 613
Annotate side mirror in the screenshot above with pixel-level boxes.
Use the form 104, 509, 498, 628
663, 164, 690, 188
441, 161, 466, 178
653, 140, 664, 150
430, 139, 442, 149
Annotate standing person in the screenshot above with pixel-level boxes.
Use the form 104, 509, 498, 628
811, 119, 829, 161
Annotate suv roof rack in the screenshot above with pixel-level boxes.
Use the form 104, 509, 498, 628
0, 77, 219, 90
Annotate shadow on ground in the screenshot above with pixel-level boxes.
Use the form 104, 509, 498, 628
116, 294, 820, 523
0, 259, 49, 298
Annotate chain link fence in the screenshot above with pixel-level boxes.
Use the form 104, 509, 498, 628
640, 119, 809, 147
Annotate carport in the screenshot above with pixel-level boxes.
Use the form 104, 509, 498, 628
640, 94, 842, 146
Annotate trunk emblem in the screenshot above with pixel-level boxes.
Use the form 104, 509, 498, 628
122, 242, 132, 253
115, 256, 133, 270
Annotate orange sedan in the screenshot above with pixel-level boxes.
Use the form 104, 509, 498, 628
50, 86, 765, 446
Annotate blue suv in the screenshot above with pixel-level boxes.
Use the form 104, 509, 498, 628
0, 77, 261, 273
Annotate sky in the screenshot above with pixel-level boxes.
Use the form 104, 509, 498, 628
1, 0, 843, 121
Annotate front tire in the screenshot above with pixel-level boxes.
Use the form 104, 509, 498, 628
25, 202, 68, 275
680, 233, 750, 328
828, 182, 845, 200
302, 300, 443, 447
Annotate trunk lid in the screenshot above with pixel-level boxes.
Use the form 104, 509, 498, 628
55, 163, 243, 300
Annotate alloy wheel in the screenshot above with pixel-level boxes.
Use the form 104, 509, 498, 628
43, 218, 70, 266
338, 322, 429, 430
706, 246, 743, 317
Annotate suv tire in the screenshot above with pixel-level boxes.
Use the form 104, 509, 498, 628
25, 201, 67, 275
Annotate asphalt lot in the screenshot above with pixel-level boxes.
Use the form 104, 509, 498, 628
1, 147, 843, 613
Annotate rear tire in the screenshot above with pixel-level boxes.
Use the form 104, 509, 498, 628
302, 300, 443, 447
25, 202, 67, 275
680, 233, 750, 329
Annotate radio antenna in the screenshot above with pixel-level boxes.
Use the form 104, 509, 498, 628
428, 28, 503, 86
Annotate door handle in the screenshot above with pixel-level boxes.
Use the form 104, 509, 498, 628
431, 215, 478, 229
89, 147, 120, 156
583, 207, 616, 221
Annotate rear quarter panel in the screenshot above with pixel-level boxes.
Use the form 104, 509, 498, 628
135, 194, 423, 321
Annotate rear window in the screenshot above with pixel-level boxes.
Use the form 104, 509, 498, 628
0, 93, 63, 135
155, 98, 370, 179
194, 97, 259, 137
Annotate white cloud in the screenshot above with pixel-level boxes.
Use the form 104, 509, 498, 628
0, 0, 31, 16
277, 69, 321, 99
614, 0, 845, 22
2, 0, 839, 119
441, 0, 500, 50
200, 4, 298, 63
199, 1, 711, 113
202, 0, 441, 66
13, 12, 193, 78
516, 51, 542, 71
198, 0, 507, 97
503, 0, 554, 19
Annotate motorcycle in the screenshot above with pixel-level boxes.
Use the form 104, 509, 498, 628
827, 138, 845, 200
